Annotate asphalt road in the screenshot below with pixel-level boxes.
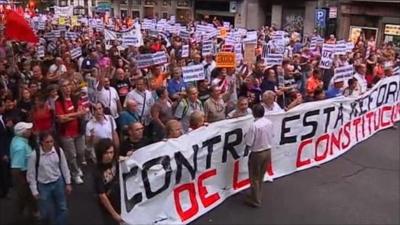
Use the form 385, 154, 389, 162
1, 124, 399, 225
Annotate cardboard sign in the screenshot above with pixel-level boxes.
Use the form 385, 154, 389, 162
71, 16, 79, 26
243, 43, 256, 64
216, 52, 236, 68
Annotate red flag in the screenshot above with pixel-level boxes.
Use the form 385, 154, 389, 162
4, 10, 38, 43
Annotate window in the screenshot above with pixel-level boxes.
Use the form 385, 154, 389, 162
132, 10, 140, 19
121, 0, 128, 5
121, 10, 128, 18
132, 0, 141, 5
144, 0, 154, 5
162, 12, 168, 19
177, 0, 191, 7
162, 0, 171, 6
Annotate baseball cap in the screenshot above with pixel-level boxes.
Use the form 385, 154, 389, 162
14, 122, 33, 136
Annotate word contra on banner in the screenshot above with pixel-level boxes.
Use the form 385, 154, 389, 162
216, 52, 236, 68
182, 64, 205, 82
120, 76, 400, 225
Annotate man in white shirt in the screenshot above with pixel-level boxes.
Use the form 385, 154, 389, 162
261, 91, 284, 115
124, 77, 155, 126
353, 64, 368, 94
48, 57, 67, 82
245, 104, 274, 208
86, 102, 119, 149
202, 54, 216, 82
97, 76, 122, 119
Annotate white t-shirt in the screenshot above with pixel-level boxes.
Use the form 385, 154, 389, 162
48, 64, 67, 75
353, 73, 368, 94
262, 102, 284, 116
96, 86, 120, 119
85, 115, 116, 140
124, 89, 155, 126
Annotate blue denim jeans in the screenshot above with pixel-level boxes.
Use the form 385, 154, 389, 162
37, 178, 68, 225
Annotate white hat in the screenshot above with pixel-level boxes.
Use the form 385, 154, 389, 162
14, 122, 33, 136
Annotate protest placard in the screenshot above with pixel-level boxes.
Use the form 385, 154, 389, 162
36, 46, 45, 58
136, 52, 168, 69
333, 64, 354, 82
70, 47, 82, 60
202, 40, 213, 56
123, 35, 140, 47
319, 43, 335, 69
216, 52, 236, 68
182, 64, 205, 82
243, 43, 256, 63
181, 45, 189, 58
265, 53, 284, 66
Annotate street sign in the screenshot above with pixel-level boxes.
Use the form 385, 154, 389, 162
315, 9, 327, 28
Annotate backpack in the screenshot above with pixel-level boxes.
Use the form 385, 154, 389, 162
35, 145, 64, 182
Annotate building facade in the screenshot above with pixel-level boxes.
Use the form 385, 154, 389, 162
336, 0, 400, 47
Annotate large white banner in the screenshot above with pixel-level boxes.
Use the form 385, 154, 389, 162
120, 76, 400, 225
54, 6, 73, 17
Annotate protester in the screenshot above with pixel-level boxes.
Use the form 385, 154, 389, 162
174, 86, 204, 132
245, 104, 273, 208
94, 138, 123, 225
227, 96, 252, 118
165, 119, 183, 139
86, 102, 119, 149
9, 122, 38, 221
119, 122, 150, 157
204, 85, 226, 123
55, 79, 86, 184
189, 111, 206, 131
261, 90, 284, 115
26, 132, 71, 225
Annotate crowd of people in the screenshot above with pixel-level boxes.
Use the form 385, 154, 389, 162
0, 11, 399, 225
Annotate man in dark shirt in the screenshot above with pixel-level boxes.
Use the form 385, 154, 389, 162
111, 68, 131, 105
120, 122, 150, 157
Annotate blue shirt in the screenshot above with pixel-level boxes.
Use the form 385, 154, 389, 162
118, 110, 140, 129
326, 87, 343, 99
10, 136, 32, 171
167, 79, 188, 96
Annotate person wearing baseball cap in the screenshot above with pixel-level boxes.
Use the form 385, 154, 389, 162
9, 122, 38, 221
326, 76, 344, 99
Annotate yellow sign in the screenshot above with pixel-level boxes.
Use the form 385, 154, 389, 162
58, 17, 67, 25
216, 52, 236, 68
71, 16, 79, 26
384, 24, 400, 36
243, 43, 257, 64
